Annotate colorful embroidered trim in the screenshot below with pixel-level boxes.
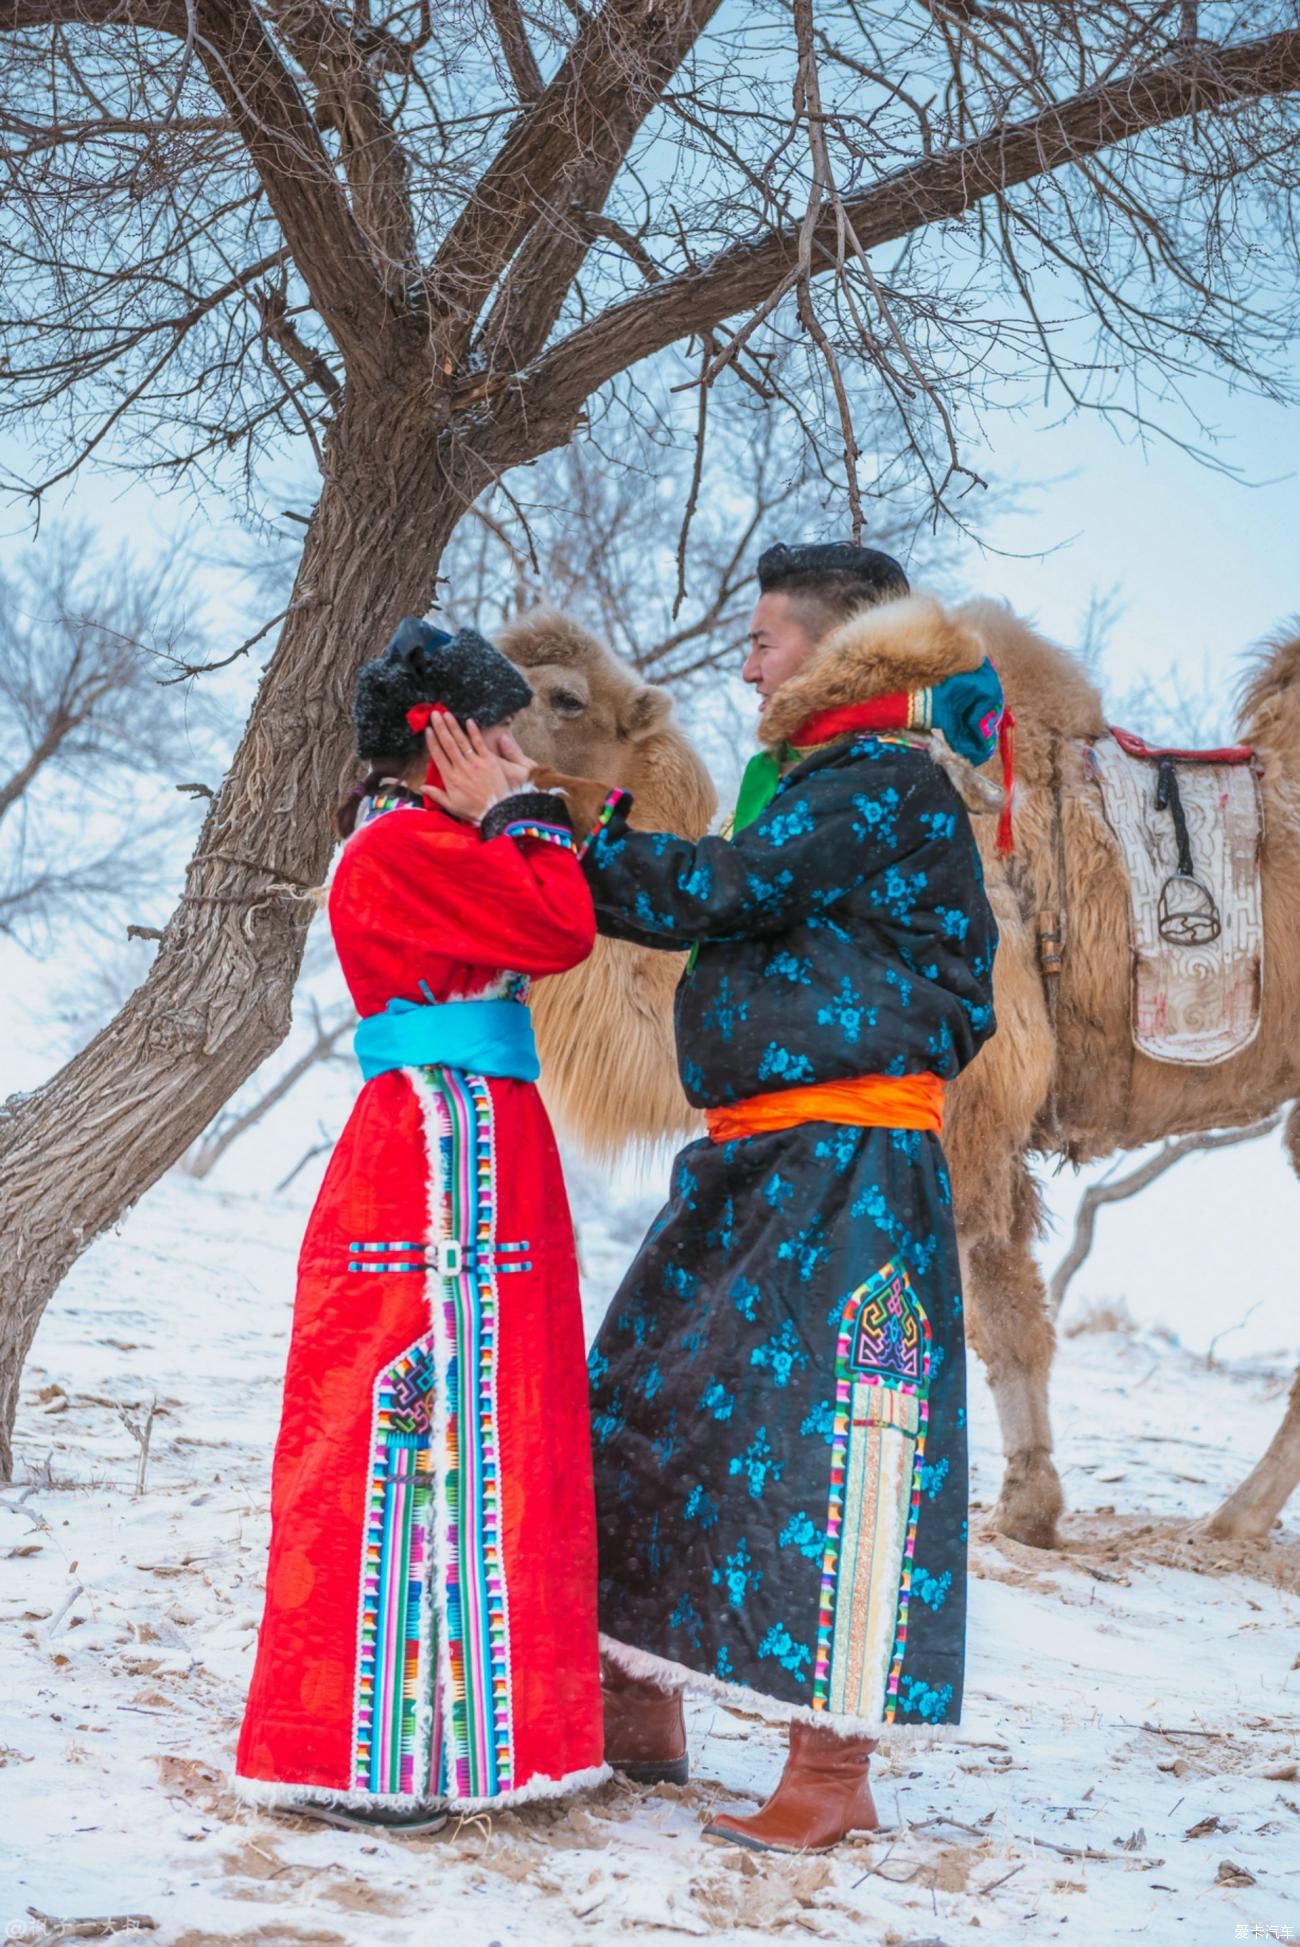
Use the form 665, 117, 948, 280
424, 1068, 515, 1799
501, 818, 577, 853
353, 1338, 436, 1793
347, 1240, 532, 1275
578, 787, 631, 861
812, 1258, 932, 1720
357, 790, 423, 826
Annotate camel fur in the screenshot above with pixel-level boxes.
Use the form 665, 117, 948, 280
497, 609, 715, 1159
501, 595, 1300, 1550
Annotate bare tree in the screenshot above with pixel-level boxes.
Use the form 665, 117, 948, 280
1048, 1112, 1287, 1319
2, 2, 1300, 1468
0, 526, 222, 948
243, 409, 962, 697
183, 991, 354, 1179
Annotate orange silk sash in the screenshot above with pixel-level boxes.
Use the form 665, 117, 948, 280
704, 1072, 944, 1143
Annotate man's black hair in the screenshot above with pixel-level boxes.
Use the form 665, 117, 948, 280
757, 541, 910, 606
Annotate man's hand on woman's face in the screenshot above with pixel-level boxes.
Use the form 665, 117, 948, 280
492, 727, 536, 796
422, 712, 519, 823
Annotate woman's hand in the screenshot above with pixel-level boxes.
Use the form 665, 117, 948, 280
422, 712, 533, 824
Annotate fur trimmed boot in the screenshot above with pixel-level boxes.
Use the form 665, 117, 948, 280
704, 1720, 879, 1853
601, 1655, 689, 1786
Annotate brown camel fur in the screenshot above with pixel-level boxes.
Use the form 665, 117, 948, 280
758, 594, 986, 747
496, 609, 715, 1158
500, 599, 1300, 1550
948, 601, 1300, 1546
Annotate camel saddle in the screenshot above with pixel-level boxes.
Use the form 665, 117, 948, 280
1087, 727, 1263, 1066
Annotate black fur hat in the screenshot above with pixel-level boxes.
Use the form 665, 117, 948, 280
353, 617, 535, 762
757, 541, 909, 601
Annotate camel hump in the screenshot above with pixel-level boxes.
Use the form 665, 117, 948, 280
954, 599, 1106, 785
1236, 620, 1300, 745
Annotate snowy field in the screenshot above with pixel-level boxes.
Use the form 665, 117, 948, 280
2, 1155, 1299, 1947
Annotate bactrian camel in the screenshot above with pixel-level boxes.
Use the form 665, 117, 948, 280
501, 603, 1300, 1550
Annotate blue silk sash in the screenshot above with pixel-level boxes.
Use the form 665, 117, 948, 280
354, 997, 539, 1082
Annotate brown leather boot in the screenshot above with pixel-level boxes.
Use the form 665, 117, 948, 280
601, 1655, 689, 1786
704, 1719, 879, 1853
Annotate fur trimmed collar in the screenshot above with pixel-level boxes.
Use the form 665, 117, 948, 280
759, 594, 985, 749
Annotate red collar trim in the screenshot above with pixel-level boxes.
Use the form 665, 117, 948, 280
791, 693, 913, 748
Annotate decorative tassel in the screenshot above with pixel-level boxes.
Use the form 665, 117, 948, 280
996, 705, 1017, 855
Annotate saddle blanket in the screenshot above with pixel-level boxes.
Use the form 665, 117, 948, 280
1088, 731, 1264, 1066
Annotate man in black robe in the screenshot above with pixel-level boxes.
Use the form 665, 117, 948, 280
581, 543, 1002, 1852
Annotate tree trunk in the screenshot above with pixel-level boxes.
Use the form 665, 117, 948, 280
0, 391, 485, 1476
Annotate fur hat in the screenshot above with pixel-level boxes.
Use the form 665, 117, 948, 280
757, 540, 910, 603
353, 617, 534, 761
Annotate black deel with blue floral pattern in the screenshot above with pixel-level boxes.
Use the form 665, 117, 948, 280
583, 729, 997, 1732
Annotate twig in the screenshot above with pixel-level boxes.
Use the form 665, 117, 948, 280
1014, 1832, 1164, 1867
1049, 1113, 1284, 1317
1205, 1298, 1267, 1369
43, 1580, 85, 1643
912, 1815, 990, 1839
979, 1864, 1024, 1894
117, 1398, 157, 1498
671, 339, 709, 621
155, 604, 302, 686
1127, 1722, 1222, 1738
275, 1132, 334, 1193
187, 850, 316, 890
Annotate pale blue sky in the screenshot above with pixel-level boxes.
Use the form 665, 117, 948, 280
963, 378, 1300, 711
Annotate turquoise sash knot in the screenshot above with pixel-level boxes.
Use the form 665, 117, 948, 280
354, 997, 539, 1082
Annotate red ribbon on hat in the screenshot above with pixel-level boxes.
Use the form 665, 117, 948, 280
405, 701, 450, 795
405, 701, 450, 734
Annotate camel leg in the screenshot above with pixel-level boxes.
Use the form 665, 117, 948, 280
962, 1168, 1064, 1551
1202, 1366, 1300, 1541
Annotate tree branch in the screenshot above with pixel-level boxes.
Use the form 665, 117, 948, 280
473, 0, 722, 376
489, 0, 543, 101
0, 717, 76, 824
251, 280, 341, 399
256, 0, 418, 288
426, 0, 722, 366
2, 0, 394, 368
1049, 1111, 1286, 1318
502, 27, 1300, 446
185, 1003, 354, 1178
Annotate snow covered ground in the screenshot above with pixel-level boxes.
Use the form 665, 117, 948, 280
2, 1158, 1298, 1947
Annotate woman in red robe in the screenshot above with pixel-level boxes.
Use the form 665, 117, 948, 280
234, 619, 607, 1828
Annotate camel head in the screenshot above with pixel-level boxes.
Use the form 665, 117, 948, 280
491, 606, 717, 1164
495, 607, 717, 835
